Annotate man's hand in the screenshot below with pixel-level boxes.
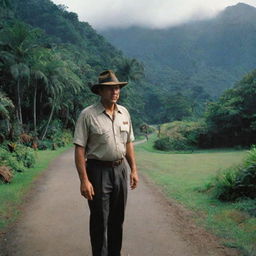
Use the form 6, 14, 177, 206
80, 180, 95, 200
130, 170, 139, 190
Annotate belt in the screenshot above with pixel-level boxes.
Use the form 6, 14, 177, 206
87, 158, 123, 167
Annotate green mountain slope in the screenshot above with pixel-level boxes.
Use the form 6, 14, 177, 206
101, 3, 256, 97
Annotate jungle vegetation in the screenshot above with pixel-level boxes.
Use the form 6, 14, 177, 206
0, 0, 256, 150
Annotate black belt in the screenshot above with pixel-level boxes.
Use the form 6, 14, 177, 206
87, 158, 123, 167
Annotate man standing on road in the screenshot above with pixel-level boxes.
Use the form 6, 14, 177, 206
73, 70, 139, 256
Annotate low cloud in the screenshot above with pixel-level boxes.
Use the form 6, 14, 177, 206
52, 0, 256, 30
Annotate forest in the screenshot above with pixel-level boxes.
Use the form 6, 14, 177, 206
0, 0, 256, 173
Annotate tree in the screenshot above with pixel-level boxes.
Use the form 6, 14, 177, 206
40, 54, 83, 140
115, 58, 144, 82
205, 69, 256, 147
162, 92, 192, 122
10, 62, 30, 125
0, 22, 41, 127
29, 48, 49, 135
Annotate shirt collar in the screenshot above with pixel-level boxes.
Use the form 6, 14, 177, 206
95, 101, 122, 115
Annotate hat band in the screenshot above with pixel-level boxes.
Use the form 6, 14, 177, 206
99, 76, 119, 83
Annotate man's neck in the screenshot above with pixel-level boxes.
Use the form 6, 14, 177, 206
101, 100, 116, 117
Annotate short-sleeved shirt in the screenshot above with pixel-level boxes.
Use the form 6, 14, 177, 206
73, 102, 135, 161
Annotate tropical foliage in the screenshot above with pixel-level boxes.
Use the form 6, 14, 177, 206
154, 120, 207, 151
208, 146, 256, 201
155, 67, 256, 150
0, 0, 146, 144
0, 0, 148, 184
205, 69, 256, 147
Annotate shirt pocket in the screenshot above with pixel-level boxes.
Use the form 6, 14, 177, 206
91, 126, 111, 144
120, 125, 129, 144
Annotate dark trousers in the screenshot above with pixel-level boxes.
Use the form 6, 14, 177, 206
86, 160, 128, 256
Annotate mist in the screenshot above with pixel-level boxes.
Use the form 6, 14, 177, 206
52, 0, 256, 30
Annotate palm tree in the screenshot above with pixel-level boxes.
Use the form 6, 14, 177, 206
10, 62, 30, 125
41, 55, 83, 140
0, 22, 40, 127
29, 48, 49, 135
115, 58, 145, 82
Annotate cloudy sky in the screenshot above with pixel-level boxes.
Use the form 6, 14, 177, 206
52, 0, 256, 30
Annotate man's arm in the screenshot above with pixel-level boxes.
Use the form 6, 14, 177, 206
74, 145, 94, 200
125, 142, 139, 189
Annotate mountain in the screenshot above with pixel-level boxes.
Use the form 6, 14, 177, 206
101, 3, 256, 97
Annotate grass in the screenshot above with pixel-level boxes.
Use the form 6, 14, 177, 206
0, 145, 72, 232
135, 136, 256, 256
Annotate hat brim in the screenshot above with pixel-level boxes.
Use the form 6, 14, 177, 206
90, 82, 128, 95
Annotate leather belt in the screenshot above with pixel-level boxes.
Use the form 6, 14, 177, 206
87, 158, 123, 167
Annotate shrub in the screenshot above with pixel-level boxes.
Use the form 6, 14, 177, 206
213, 167, 241, 201
38, 131, 72, 150
156, 120, 208, 151
53, 130, 73, 147
14, 144, 35, 168
6, 156, 26, 172
154, 136, 193, 151
0, 144, 34, 172
210, 145, 256, 201
38, 140, 52, 150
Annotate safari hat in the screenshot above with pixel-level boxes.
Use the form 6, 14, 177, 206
91, 70, 128, 94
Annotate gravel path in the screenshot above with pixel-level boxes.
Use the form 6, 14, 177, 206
0, 148, 239, 256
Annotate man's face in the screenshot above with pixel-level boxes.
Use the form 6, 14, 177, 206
99, 85, 120, 104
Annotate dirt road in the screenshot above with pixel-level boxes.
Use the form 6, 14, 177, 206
0, 148, 238, 256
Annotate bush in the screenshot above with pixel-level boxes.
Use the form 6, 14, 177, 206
0, 147, 26, 172
210, 145, 256, 201
38, 140, 52, 150
0, 143, 35, 172
6, 156, 26, 172
154, 136, 193, 151
155, 120, 208, 151
53, 130, 73, 147
38, 130, 72, 150
14, 144, 35, 168
213, 167, 241, 201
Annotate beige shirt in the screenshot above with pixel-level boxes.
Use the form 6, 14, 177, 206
73, 102, 135, 161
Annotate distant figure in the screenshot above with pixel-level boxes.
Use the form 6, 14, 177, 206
140, 124, 149, 141
73, 70, 139, 256
157, 124, 161, 138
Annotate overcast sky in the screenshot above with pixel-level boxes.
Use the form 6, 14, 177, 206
51, 0, 256, 30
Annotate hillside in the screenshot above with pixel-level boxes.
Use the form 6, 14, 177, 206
0, 0, 147, 138
101, 3, 256, 97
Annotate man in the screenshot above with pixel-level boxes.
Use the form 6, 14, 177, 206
73, 70, 139, 256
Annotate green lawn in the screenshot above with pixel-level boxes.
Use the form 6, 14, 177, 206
135, 138, 256, 256
0, 145, 72, 232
